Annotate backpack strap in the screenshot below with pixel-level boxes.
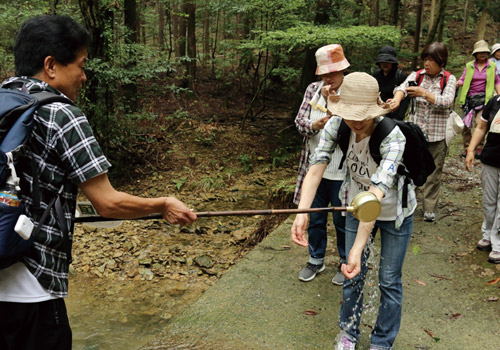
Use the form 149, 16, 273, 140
416, 69, 450, 95
337, 119, 351, 170
368, 118, 411, 208
32, 91, 73, 106
415, 69, 425, 87
368, 117, 396, 165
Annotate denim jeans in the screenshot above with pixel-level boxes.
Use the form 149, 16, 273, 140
308, 178, 346, 265
339, 213, 414, 349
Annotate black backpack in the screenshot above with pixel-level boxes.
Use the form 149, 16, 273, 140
337, 117, 436, 207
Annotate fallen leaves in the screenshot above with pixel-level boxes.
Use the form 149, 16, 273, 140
415, 279, 427, 286
423, 329, 440, 342
486, 296, 498, 302
449, 313, 464, 320
487, 277, 500, 285
430, 274, 452, 281
303, 310, 318, 316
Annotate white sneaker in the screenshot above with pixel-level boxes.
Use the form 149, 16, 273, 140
335, 332, 356, 350
488, 250, 500, 264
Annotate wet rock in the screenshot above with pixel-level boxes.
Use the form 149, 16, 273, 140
194, 255, 214, 268
139, 267, 155, 280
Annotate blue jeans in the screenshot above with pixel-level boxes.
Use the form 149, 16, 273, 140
308, 179, 346, 265
339, 213, 414, 349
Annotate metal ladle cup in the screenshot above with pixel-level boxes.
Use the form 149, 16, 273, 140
346, 191, 381, 222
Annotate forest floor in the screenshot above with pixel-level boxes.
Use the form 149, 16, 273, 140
65, 69, 499, 349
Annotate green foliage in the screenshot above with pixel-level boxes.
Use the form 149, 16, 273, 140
197, 174, 226, 191
256, 24, 401, 71
238, 154, 253, 172
172, 177, 187, 191
270, 180, 295, 198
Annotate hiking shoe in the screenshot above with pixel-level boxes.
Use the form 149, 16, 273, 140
298, 262, 325, 282
488, 251, 500, 264
332, 271, 345, 285
424, 212, 435, 222
335, 332, 356, 350
477, 238, 492, 251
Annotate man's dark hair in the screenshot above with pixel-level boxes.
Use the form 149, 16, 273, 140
420, 42, 448, 67
14, 15, 91, 76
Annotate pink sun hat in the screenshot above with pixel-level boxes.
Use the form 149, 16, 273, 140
315, 44, 350, 75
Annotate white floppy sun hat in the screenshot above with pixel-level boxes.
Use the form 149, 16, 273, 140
327, 72, 391, 121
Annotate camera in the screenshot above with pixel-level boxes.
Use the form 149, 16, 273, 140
408, 81, 418, 87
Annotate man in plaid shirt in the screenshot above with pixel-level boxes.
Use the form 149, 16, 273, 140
0, 15, 196, 350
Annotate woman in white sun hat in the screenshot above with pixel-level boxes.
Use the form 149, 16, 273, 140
292, 72, 415, 350
491, 43, 500, 79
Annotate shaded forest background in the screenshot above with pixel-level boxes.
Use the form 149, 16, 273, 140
0, 0, 499, 178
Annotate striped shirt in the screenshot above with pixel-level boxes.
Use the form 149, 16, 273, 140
311, 116, 416, 229
1, 77, 111, 297
394, 68, 456, 142
293, 81, 345, 205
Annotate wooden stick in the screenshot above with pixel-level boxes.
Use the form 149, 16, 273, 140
74, 206, 350, 223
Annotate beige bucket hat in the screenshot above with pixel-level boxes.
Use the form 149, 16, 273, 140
315, 44, 350, 75
327, 72, 390, 121
492, 43, 500, 55
472, 40, 490, 55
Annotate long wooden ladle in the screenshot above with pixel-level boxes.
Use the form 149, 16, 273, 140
74, 191, 381, 224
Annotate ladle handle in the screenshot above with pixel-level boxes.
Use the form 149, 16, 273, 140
74, 207, 350, 223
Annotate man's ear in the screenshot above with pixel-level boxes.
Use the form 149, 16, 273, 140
43, 56, 57, 79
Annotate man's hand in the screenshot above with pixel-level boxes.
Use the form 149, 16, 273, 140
291, 213, 309, 247
163, 197, 197, 225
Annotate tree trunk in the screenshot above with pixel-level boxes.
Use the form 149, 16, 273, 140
158, 0, 165, 51
202, 0, 210, 64
171, 0, 181, 57
178, 1, 187, 58
390, 0, 400, 26
428, 0, 436, 33
123, 0, 138, 113
185, 0, 196, 90
373, 0, 379, 26
412, 0, 424, 70
426, 0, 446, 45
463, 0, 470, 36
476, 0, 490, 40
400, 0, 406, 29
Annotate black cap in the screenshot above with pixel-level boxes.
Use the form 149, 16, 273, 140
375, 46, 398, 65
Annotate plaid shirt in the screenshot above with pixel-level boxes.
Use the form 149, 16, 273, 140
293, 81, 345, 204
311, 116, 416, 229
1, 77, 111, 297
394, 68, 456, 142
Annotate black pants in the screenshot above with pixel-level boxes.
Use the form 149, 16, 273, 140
0, 299, 72, 350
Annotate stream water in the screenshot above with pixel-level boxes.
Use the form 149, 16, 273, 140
66, 186, 277, 350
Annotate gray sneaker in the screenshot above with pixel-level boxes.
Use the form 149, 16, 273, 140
332, 271, 345, 285
298, 262, 325, 282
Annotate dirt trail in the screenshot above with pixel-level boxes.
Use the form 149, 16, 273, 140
140, 140, 500, 350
